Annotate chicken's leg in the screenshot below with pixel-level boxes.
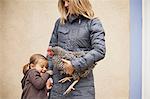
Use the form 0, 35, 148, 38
63, 78, 79, 95
58, 77, 73, 83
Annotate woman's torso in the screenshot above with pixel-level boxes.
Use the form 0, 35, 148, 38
49, 16, 95, 99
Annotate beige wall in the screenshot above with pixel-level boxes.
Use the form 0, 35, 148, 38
0, 0, 129, 99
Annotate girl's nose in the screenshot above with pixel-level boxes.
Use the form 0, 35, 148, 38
43, 67, 47, 72
64, 1, 69, 8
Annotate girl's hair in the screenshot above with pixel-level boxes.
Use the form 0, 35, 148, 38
23, 54, 48, 75
58, 0, 94, 24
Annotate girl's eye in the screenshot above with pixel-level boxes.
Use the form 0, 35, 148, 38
45, 66, 48, 69
41, 65, 44, 68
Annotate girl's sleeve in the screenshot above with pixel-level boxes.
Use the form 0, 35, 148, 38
29, 69, 50, 90
47, 19, 60, 70
71, 18, 106, 72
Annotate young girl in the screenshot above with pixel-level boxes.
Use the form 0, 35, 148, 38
21, 54, 53, 99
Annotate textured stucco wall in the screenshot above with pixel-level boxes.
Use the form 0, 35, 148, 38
0, 0, 129, 99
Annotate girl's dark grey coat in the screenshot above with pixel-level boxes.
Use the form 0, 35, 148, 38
48, 15, 106, 99
21, 69, 50, 99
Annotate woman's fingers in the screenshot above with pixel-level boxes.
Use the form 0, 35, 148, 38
61, 59, 69, 63
61, 59, 74, 75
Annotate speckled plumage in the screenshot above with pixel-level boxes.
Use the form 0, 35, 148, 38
47, 46, 96, 94
48, 46, 95, 79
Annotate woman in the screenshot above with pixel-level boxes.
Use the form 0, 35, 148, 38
47, 0, 106, 99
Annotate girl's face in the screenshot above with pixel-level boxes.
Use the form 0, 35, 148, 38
34, 59, 48, 73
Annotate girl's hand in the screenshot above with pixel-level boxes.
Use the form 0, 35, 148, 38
61, 59, 75, 75
46, 78, 53, 90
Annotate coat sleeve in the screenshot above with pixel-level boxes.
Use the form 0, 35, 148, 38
47, 19, 60, 70
29, 69, 50, 90
71, 18, 106, 71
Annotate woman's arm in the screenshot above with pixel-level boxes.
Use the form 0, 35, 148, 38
71, 18, 106, 72
49, 19, 60, 47
47, 19, 60, 70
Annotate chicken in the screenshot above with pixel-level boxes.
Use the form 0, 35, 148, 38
47, 46, 95, 95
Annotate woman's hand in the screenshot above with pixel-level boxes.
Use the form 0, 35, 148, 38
61, 59, 75, 75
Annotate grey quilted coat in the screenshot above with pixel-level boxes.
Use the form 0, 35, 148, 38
48, 15, 106, 99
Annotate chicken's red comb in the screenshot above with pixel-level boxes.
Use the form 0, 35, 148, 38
47, 47, 54, 57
